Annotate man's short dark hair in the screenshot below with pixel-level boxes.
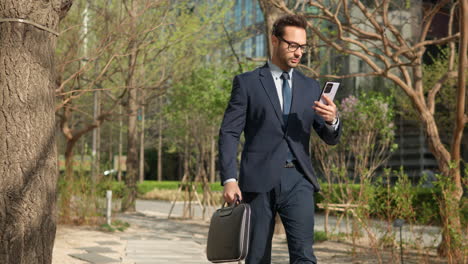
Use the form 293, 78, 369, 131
272, 14, 308, 37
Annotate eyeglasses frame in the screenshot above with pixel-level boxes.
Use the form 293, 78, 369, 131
275, 35, 310, 54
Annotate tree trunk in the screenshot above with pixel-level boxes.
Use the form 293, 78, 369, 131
0, 1, 70, 263
139, 105, 145, 183
451, 0, 467, 200
91, 89, 100, 183
62, 138, 79, 221
108, 124, 113, 170
122, 58, 138, 211
121, 0, 139, 212
258, 0, 285, 58
118, 104, 123, 182
157, 96, 163, 181
436, 2, 468, 262
210, 133, 216, 183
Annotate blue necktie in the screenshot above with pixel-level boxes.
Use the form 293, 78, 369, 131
281, 72, 294, 162
281, 72, 291, 122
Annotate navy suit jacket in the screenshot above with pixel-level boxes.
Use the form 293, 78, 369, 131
219, 63, 341, 193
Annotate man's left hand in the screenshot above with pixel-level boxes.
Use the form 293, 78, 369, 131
313, 95, 338, 124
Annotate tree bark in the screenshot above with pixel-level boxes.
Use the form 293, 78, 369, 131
258, 0, 285, 58
210, 134, 216, 183
0, 1, 71, 263
451, 0, 467, 198
122, 14, 139, 211
436, 1, 468, 261
118, 104, 123, 182
122, 57, 138, 211
157, 96, 163, 181
91, 88, 100, 183
139, 105, 145, 183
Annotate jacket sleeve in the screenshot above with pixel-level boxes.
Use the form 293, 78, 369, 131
312, 114, 342, 145
218, 76, 247, 184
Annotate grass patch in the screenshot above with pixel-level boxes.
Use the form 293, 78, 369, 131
314, 231, 328, 242
141, 187, 224, 205
99, 220, 130, 232
137, 181, 223, 195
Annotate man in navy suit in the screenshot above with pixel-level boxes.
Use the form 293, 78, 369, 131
219, 14, 341, 264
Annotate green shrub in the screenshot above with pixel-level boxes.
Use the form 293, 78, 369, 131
99, 220, 130, 232
137, 180, 223, 195
96, 180, 127, 199
314, 231, 328, 242
314, 181, 460, 225
137, 181, 180, 194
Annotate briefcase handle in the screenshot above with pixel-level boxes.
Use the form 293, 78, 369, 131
222, 194, 242, 209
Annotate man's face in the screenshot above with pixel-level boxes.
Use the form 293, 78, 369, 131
271, 26, 307, 71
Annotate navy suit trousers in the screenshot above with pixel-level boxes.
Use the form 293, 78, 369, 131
242, 164, 317, 264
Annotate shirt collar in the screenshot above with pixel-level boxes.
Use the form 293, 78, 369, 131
268, 61, 294, 79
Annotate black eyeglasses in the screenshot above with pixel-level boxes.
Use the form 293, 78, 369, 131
276, 35, 310, 54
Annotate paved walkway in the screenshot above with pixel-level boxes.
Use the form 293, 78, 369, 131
63, 199, 445, 264
119, 213, 211, 264
136, 199, 442, 247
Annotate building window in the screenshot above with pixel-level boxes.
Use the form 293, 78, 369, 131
255, 34, 265, 57
245, 0, 252, 26
255, 1, 263, 23
245, 37, 253, 57
235, 0, 242, 30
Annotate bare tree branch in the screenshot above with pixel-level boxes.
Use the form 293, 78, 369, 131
419, 0, 451, 43
394, 33, 460, 57
427, 71, 458, 114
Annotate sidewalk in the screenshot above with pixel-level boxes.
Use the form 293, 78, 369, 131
53, 199, 445, 264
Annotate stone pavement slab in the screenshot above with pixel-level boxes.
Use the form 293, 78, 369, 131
124, 238, 210, 264
68, 253, 120, 264
78, 246, 118, 253
96, 241, 122, 246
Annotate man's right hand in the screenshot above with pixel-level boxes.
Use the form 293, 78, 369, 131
223, 181, 242, 204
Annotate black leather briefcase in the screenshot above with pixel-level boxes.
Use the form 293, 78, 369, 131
206, 201, 251, 263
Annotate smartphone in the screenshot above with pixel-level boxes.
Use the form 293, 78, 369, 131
319, 82, 340, 105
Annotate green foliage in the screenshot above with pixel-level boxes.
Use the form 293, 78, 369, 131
312, 91, 397, 224
395, 46, 464, 136
339, 92, 396, 146
432, 173, 466, 253
314, 231, 328, 242
314, 183, 362, 205
138, 181, 180, 193
99, 220, 130, 232
57, 171, 103, 224
164, 65, 233, 129
112, 219, 130, 232
96, 180, 127, 199
314, 170, 464, 226
99, 223, 116, 232
137, 180, 223, 195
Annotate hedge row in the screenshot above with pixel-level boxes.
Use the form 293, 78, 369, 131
96, 180, 223, 199
97, 181, 467, 226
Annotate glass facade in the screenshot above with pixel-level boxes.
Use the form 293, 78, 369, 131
234, 0, 242, 30
245, 0, 252, 26
255, 34, 265, 57
255, 1, 263, 22
229, 0, 266, 58
245, 37, 253, 57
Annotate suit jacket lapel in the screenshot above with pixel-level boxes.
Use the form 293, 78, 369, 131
259, 65, 284, 127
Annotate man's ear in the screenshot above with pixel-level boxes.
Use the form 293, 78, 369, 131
271, 35, 278, 47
